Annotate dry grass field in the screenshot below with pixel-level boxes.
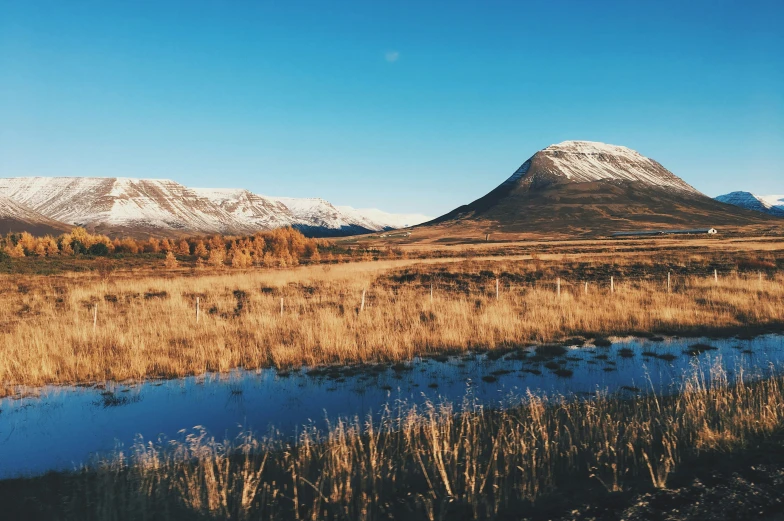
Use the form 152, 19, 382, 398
1, 239, 782, 393
2, 237, 784, 520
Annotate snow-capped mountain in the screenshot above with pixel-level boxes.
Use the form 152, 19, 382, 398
714, 192, 784, 217
0, 194, 72, 237
269, 197, 382, 236
0, 177, 423, 237
191, 188, 299, 229
0, 177, 253, 236
336, 206, 433, 230
427, 140, 774, 235
513, 141, 702, 194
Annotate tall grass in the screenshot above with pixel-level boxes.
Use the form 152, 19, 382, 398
23, 364, 784, 520
0, 256, 782, 391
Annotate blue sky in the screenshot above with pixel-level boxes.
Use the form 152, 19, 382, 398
1, 0, 782, 215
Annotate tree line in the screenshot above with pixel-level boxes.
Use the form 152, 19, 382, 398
0, 227, 405, 268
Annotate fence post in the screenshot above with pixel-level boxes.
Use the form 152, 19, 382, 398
557, 277, 561, 297
280, 297, 284, 317
361, 289, 366, 312
93, 303, 98, 332
430, 283, 433, 305
196, 296, 200, 323
610, 276, 614, 294
584, 281, 588, 295
496, 278, 499, 300
668, 272, 671, 293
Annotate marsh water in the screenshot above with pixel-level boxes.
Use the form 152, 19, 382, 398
1, 334, 783, 478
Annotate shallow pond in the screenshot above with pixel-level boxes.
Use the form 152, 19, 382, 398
1, 334, 783, 478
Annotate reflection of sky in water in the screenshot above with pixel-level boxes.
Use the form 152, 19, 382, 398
1, 335, 782, 479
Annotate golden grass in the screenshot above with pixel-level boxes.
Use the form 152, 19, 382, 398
13, 364, 784, 520
0, 252, 782, 392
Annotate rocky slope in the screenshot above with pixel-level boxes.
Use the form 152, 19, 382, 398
0, 194, 72, 237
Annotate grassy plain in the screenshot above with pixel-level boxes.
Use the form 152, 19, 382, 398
0, 237, 782, 393
2, 236, 784, 520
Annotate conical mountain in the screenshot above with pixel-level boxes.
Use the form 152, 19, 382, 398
426, 141, 778, 236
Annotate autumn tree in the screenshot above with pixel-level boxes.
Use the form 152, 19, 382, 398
164, 251, 179, 269
193, 240, 208, 258
177, 240, 191, 256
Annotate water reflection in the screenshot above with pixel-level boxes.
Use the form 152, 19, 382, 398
1, 334, 782, 478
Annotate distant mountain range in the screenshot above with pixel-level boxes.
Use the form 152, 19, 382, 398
0, 177, 433, 237
423, 141, 778, 236
714, 192, 784, 217
1, 146, 779, 240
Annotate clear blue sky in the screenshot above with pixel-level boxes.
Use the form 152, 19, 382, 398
1, 0, 782, 215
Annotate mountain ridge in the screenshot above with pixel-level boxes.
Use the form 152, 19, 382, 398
0, 177, 426, 238
714, 191, 784, 217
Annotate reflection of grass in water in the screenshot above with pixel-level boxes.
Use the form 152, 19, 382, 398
34, 366, 784, 521
95, 391, 141, 408
685, 344, 719, 356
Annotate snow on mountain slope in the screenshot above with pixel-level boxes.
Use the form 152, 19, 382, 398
0, 176, 430, 237
534, 141, 702, 194
191, 188, 299, 229
0, 194, 72, 236
336, 206, 433, 229
0, 177, 253, 235
269, 197, 380, 235
715, 192, 784, 217
758, 194, 784, 210
196, 188, 428, 234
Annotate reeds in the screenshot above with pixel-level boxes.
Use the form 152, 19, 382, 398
0, 257, 782, 391
21, 364, 784, 520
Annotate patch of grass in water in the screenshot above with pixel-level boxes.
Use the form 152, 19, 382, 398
685, 343, 719, 356
535, 344, 568, 358
553, 368, 574, 378
481, 375, 497, 383
593, 337, 612, 347
491, 369, 513, 376
621, 386, 641, 393
521, 368, 542, 375
656, 353, 678, 362
618, 348, 635, 358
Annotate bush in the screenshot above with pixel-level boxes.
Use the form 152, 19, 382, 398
87, 243, 110, 256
